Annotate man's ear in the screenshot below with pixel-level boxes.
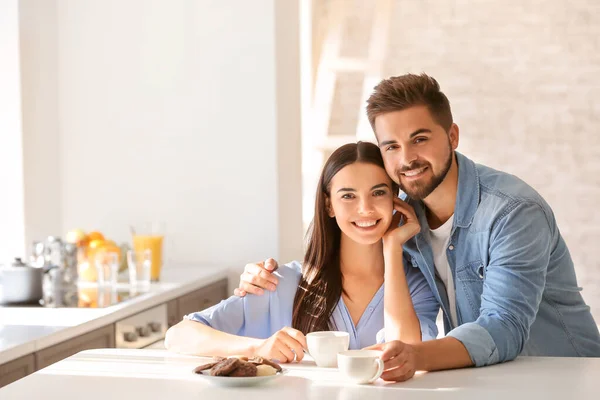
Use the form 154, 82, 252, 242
449, 123, 459, 150
325, 196, 335, 218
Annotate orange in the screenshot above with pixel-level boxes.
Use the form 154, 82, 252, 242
66, 229, 87, 245
87, 231, 105, 242
88, 239, 105, 250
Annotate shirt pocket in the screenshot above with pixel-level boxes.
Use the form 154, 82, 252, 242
455, 260, 485, 282
455, 260, 485, 316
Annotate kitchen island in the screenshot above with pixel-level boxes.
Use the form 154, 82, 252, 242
1, 348, 598, 399
0, 265, 230, 387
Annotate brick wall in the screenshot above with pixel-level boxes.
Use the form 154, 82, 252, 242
322, 0, 600, 321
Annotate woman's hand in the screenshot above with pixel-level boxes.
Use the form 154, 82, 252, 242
253, 327, 307, 363
382, 198, 421, 253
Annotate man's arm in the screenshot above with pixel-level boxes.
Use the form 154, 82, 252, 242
447, 202, 552, 366
369, 202, 554, 381
366, 337, 473, 382
413, 337, 473, 371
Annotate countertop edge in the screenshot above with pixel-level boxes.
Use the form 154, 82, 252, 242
0, 343, 37, 366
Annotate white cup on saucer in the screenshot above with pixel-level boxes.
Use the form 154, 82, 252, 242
337, 350, 384, 384
306, 331, 350, 368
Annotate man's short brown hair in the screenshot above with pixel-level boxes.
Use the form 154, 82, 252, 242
366, 73, 453, 132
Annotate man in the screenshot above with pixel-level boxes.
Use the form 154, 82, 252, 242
235, 73, 600, 381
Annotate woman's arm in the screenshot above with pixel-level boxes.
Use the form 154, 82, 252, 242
164, 319, 262, 357
382, 198, 424, 344
165, 262, 306, 361
165, 320, 307, 362
383, 247, 422, 344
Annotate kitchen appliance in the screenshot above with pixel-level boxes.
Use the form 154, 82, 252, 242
31, 236, 79, 307
115, 304, 167, 349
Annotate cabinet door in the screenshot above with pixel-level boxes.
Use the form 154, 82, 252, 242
177, 279, 228, 319
0, 354, 35, 388
35, 325, 115, 369
167, 299, 179, 328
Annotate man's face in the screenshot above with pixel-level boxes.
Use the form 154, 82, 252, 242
374, 106, 458, 200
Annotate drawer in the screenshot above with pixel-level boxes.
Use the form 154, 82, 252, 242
177, 279, 228, 320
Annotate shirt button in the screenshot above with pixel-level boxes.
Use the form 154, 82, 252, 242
368, 307, 374, 313
448, 244, 455, 250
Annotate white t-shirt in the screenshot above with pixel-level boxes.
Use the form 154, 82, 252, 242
429, 214, 458, 327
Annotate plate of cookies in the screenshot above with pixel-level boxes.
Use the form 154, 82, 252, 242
192, 356, 286, 387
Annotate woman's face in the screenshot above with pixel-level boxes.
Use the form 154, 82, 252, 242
327, 162, 395, 245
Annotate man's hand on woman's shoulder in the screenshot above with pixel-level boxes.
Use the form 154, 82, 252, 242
234, 258, 280, 297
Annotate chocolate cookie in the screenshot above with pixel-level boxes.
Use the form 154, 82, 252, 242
210, 357, 240, 376
247, 356, 262, 365
228, 360, 258, 377
248, 356, 282, 372
193, 361, 219, 374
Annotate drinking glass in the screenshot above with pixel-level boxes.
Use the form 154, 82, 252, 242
127, 249, 152, 288
131, 222, 165, 281
95, 251, 119, 287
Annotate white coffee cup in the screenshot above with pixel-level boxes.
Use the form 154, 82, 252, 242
306, 331, 350, 368
337, 350, 384, 384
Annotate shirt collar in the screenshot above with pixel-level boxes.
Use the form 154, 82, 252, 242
454, 151, 480, 228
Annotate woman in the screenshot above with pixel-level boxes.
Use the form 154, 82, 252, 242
165, 142, 438, 362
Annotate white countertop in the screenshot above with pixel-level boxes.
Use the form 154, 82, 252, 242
1, 348, 598, 399
0, 265, 229, 364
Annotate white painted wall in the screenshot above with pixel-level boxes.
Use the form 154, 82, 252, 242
0, 0, 26, 262
17, 0, 303, 271
19, 0, 61, 252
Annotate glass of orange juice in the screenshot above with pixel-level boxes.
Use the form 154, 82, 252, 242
131, 222, 165, 282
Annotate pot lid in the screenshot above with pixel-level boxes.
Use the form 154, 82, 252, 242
11, 257, 28, 267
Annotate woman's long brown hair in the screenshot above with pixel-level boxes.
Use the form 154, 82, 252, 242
291, 141, 397, 334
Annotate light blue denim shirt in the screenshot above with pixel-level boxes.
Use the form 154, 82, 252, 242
186, 260, 439, 349
403, 151, 600, 366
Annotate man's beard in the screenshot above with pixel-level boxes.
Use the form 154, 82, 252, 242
395, 147, 453, 200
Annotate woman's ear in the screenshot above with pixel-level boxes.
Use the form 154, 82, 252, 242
325, 196, 335, 218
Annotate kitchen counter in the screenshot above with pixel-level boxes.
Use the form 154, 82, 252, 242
1, 348, 599, 399
0, 265, 229, 365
